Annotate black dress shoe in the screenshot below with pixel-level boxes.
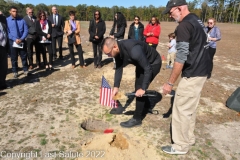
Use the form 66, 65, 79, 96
45, 68, 49, 71
120, 118, 142, 128
0, 85, 12, 90
49, 67, 54, 70
59, 56, 64, 60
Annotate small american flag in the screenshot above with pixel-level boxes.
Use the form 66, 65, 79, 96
100, 76, 118, 108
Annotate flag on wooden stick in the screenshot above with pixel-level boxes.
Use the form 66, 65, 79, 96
100, 76, 118, 108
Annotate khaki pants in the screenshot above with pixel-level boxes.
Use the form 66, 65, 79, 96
172, 76, 207, 152
167, 52, 176, 67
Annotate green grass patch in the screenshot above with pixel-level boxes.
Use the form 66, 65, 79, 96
38, 133, 47, 137
65, 109, 69, 113
8, 140, 15, 143
59, 145, 66, 151
18, 136, 31, 144
66, 115, 69, 121
51, 138, 60, 144
40, 138, 48, 145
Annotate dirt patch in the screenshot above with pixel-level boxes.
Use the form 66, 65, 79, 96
110, 133, 129, 150
205, 121, 240, 160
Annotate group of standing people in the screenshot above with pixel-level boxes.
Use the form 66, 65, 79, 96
0, 1, 222, 156
23, 6, 66, 72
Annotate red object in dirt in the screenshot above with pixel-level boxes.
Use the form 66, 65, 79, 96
104, 129, 114, 133
162, 55, 166, 61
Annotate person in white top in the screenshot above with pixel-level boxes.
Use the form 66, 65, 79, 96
166, 33, 177, 69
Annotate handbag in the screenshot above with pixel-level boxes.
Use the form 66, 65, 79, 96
67, 34, 76, 44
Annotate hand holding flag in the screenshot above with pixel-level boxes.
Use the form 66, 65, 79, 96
100, 76, 118, 108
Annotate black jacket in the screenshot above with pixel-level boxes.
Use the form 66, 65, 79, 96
128, 22, 144, 41
88, 18, 106, 42
178, 13, 210, 77
110, 23, 125, 40
36, 20, 52, 41
23, 15, 37, 38
114, 39, 161, 90
48, 14, 64, 37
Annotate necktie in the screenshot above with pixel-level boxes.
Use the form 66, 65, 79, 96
15, 19, 20, 38
54, 15, 57, 25
0, 23, 6, 47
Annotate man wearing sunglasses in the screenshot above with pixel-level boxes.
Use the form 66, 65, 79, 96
101, 37, 162, 128
161, 0, 211, 155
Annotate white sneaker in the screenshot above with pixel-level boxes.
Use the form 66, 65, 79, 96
162, 145, 187, 155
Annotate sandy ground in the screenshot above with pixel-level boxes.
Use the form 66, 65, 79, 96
0, 21, 240, 160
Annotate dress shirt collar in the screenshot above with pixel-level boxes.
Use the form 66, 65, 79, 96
10, 15, 18, 20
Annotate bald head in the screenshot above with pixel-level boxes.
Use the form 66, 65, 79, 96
101, 37, 116, 50
101, 37, 119, 57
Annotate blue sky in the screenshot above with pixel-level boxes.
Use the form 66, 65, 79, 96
18, 0, 171, 8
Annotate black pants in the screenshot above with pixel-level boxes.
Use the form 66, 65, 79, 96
68, 43, 84, 66
92, 41, 102, 66
26, 38, 40, 66
146, 43, 157, 49
0, 46, 8, 88
208, 47, 216, 78
133, 62, 162, 120
52, 36, 63, 58
39, 43, 53, 65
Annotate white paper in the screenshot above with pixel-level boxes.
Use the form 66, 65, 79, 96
39, 40, 51, 43
12, 42, 24, 48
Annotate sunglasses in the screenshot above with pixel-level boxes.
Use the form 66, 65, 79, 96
208, 22, 213, 24
134, 19, 139, 21
29, 12, 33, 13
95, 13, 99, 15
40, 15, 45, 17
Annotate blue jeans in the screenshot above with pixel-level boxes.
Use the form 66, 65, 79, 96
9, 40, 28, 73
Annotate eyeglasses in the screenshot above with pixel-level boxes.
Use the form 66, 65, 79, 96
40, 15, 45, 17
169, 7, 178, 15
134, 19, 139, 21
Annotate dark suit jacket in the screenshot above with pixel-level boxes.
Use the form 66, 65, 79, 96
35, 20, 52, 41
23, 15, 37, 38
48, 14, 64, 37
0, 15, 9, 51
